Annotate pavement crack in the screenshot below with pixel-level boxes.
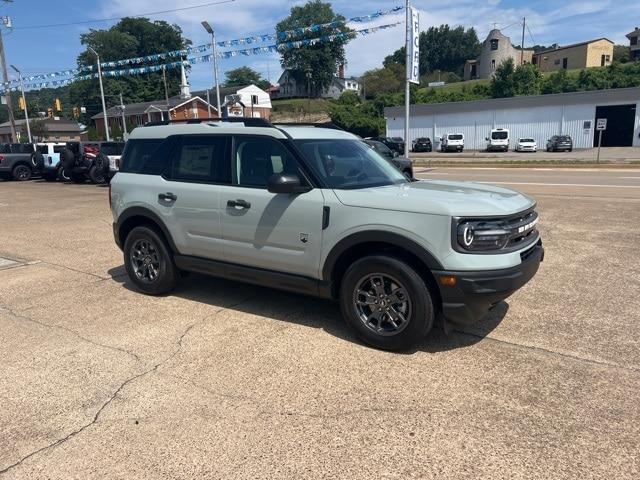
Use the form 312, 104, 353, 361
39, 260, 109, 280
455, 328, 640, 374
0, 304, 141, 362
0, 294, 256, 476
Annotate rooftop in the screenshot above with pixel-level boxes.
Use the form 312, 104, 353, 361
534, 38, 613, 55
0, 117, 80, 134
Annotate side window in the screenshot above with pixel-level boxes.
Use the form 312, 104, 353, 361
36, 145, 48, 154
119, 139, 167, 175
53, 146, 65, 154
234, 136, 299, 188
169, 135, 230, 184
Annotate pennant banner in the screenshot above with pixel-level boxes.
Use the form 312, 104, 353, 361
1, 22, 401, 94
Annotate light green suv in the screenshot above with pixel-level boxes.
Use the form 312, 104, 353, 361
110, 119, 543, 350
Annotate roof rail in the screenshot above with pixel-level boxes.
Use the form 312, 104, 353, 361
143, 117, 273, 128
272, 122, 344, 131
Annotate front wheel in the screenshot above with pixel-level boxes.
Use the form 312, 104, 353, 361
340, 256, 434, 351
88, 165, 105, 184
12, 164, 32, 181
124, 226, 178, 295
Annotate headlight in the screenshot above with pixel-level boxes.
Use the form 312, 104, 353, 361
456, 220, 511, 251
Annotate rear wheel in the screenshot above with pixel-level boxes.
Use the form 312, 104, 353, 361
88, 165, 105, 184
58, 166, 71, 182
12, 164, 32, 181
340, 256, 434, 350
124, 226, 178, 295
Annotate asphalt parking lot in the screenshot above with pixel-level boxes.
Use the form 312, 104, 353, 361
1, 169, 639, 479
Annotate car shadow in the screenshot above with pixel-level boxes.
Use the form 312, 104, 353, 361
107, 266, 508, 354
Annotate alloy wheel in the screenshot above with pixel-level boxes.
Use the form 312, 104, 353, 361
130, 238, 161, 283
353, 273, 412, 336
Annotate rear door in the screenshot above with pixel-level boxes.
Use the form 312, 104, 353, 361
161, 134, 231, 261
219, 135, 325, 279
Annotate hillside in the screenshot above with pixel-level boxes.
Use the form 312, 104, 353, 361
271, 98, 332, 122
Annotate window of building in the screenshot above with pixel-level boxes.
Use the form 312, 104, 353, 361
251, 94, 259, 105
490, 39, 499, 50
554, 59, 561, 65
631, 36, 638, 46
491, 59, 496, 70
562, 58, 568, 69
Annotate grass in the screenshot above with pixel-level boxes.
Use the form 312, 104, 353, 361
272, 98, 331, 114
417, 78, 489, 94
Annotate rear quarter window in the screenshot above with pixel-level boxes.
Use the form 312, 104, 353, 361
119, 138, 169, 175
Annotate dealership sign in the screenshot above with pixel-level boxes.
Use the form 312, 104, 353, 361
408, 7, 420, 84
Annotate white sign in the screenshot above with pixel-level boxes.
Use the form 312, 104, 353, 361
596, 118, 607, 131
428, 81, 445, 87
407, 7, 420, 84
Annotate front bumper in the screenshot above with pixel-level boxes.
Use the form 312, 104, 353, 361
434, 241, 544, 326
113, 222, 122, 250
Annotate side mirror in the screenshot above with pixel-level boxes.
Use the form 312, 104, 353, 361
267, 173, 310, 194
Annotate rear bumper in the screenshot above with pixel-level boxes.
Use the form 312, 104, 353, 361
434, 241, 544, 326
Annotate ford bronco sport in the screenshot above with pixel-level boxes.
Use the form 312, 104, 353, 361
110, 119, 543, 350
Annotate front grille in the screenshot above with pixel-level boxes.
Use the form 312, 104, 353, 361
502, 208, 539, 249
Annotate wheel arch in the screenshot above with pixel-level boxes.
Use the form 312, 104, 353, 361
322, 231, 444, 305
117, 207, 178, 253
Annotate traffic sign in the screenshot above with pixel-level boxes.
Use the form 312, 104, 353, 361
596, 118, 607, 131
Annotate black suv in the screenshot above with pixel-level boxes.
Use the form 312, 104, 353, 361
412, 137, 432, 152
60, 141, 112, 183
546, 135, 573, 152
369, 136, 405, 155
364, 140, 413, 178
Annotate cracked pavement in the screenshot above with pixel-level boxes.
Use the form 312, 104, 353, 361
1, 174, 639, 479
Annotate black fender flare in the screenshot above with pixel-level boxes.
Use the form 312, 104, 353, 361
116, 207, 179, 253
321, 230, 444, 282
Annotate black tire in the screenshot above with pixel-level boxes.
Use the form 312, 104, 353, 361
339, 255, 434, 351
12, 164, 32, 181
71, 172, 86, 184
58, 166, 71, 182
95, 152, 110, 178
60, 148, 76, 170
88, 164, 106, 184
32, 152, 45, 170
124, 226, 178, 295
43, 172, 58, 182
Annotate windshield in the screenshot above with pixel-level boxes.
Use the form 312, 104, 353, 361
519, 138, 535, 143
295, 139, 407, 190
390, 137, 404, 143
492, 131, 508, 140
448, 134, 463, 140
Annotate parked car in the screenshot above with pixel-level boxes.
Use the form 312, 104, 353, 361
110, 119, 543, 351
33, 142, 68, 181
515, 138, 537, 153
98, 141, 126, 183
412, 137, 432, 152
486, 128, 509, 152
546, 135, 573, 152
364, 139, 413, 178
368, 136, 405, 154
59, 141, 108, 183
440, 133, 464, 152
0, 143, 36, 181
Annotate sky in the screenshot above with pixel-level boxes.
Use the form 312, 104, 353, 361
1, 0, 638, 93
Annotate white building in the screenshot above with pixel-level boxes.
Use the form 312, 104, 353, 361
385, 87, 640, 150
274, 68, 360, 99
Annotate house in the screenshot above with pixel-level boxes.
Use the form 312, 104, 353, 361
92, 82, 271, 136
464, 29, 534, 80
0, 117, 81, 143
532, 38, 614, 72
274, 65, 360, 99
627, 27, 640, 61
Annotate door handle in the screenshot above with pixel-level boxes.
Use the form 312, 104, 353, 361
158, 192, 177, 201
227, 199, 251, 209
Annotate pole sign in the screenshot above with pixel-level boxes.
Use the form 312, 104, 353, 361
407, 7, 420, 84
596, 118, 607, 131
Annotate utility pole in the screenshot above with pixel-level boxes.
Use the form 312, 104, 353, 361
206, 89, 211, 118
162, 65, 169, 111
0, 21, 17, 142
202, 21, 221, 118
10, 65, 30, 143
119, 92, 127, 138
521, 17, 526, 65
88, 46, 110, 141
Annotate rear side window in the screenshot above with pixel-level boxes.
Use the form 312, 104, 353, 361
169, 135, 231, 184
53, 146, 65, 154
119, 139, 168, 175
101, 143, 125, 156
36, 145, 48, 154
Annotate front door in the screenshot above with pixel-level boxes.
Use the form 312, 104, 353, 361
220, 135, 325, 279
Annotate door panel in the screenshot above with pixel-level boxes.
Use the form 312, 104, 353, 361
220, 135, 325, 279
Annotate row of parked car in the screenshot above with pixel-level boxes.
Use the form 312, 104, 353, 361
369, 130, 575, 154
0, 141, 125, 183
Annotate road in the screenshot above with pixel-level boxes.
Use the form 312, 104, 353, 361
1, 172, 639, 479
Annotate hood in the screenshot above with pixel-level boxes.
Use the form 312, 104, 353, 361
333, 179, 535, 217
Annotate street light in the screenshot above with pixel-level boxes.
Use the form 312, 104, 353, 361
201, 21, 221, 118
87, 46, 110, 141
10, 64, 31, 143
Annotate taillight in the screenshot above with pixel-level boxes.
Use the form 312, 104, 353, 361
0, 155, 4, 163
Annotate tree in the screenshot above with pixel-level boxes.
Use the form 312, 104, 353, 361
224, 67, 270, 90
70, 17, 192, 121
490, 58, 516, 98
329, 93, 385, 137
540, 68, 576, 94
29, 119, 47, 141
512, 63, 542, 95
361, 63, 405, 98
384, 25, 481, 77
276, 0, 354, 97
613, 44, 630, 63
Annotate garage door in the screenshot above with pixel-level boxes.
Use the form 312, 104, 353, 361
594, 104, 636, 147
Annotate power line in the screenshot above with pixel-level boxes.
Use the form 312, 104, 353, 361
526, 24, 536, 45
11, 0, 236, 30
